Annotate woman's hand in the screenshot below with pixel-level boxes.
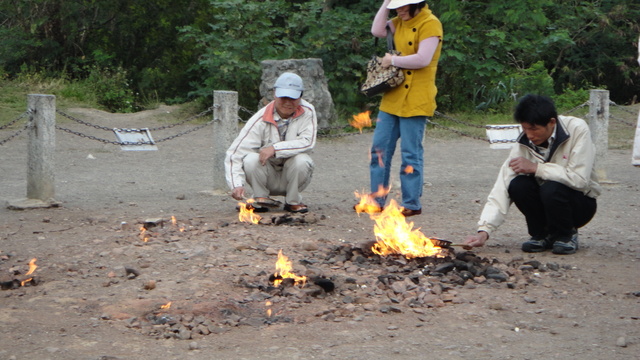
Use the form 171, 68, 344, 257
381, 53, 393, 68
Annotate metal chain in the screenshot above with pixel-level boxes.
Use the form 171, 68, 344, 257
0, 110, 30, 130
429, 120, 489, 142
56, 109, 113, 131
609, 113, 636, 127
609, 101, 638, 116
154, 120, 215, 143
0, 122, 29, 146
562, 101, 589, 115
55, 125, 137, 145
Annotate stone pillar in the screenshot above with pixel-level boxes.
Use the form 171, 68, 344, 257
588, 89, 609, 182
260, 59, 336, 128
212, 90, 238, 193
633, 35, 640, 166
7, 94, 58, 209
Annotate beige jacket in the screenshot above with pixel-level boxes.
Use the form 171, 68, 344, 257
478, 115, 602, 236
225, 99, 317, 190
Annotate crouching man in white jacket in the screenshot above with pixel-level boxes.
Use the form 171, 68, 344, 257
465, 94, 601, 255
225, 73, 317, 213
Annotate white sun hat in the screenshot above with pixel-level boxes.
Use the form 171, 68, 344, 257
274, 72, 304, 99
387, 0, 425, 9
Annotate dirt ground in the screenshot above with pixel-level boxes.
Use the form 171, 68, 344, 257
0, 106, 638, 360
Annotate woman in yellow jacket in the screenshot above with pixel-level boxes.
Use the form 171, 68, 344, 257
368, 0, 443, 216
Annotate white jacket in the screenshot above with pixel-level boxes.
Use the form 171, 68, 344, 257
225, 99, 317, 190
478, 115, 602, 236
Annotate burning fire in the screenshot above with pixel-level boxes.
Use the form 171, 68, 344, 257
139, 226, 149, 242
369, 200, 443, 258
350, 111, 372, 133
171, 215, 185, 232
160, 301, 172, 310
238, 199, 261, 224
354, 186, 390, 215
21, 258, 37, 286
265, 300, 272, 317
404, 165, 414, 174
273, 250, 306, 287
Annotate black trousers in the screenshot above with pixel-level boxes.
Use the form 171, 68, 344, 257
508, 176, 597, 240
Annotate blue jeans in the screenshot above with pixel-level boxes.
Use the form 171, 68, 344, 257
369, 111, 427, 210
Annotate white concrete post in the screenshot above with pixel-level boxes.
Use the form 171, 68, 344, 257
212, 91, 239, 193
632, 35, 640, 166
588, 89, 609, 182
7, 94, 59, 209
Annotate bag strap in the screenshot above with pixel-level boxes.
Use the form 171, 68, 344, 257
385, 24, 395, 51
374, 24, 396, 52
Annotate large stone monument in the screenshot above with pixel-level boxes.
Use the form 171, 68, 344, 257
260, 59, 336, 128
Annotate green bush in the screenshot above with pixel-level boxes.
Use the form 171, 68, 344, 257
85, 66, 137, 113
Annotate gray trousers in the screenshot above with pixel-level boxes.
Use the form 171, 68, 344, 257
243, 153, 314, 205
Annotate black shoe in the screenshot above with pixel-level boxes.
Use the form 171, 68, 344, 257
401, 208, 422, 217
552, 231, 579, 255
521, 237, 552, 253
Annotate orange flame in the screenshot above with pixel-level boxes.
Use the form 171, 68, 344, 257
265, 300, 272, 317
21, 258, 37, 286
349, 111, 372, 133
139, 226, 149, 242
160, 301, 172, 309
354, 185, 390, 215
238, 199, 261, 224
273, 250, 306, 287
404, 165, 414, 174
370, 200, 443, 259
171, 216, 177, 226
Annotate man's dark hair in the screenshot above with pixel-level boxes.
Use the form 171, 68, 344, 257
409, 1, 427, 15
514, 94, 558, 126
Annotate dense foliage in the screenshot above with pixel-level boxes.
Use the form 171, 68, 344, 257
1, 0, 638, 115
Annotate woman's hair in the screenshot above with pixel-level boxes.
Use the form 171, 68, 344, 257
409, 1, 426, 16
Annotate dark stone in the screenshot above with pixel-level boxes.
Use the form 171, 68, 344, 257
433, 262, 455, 274
487, 272, 508, 282
524, 260, 541, 269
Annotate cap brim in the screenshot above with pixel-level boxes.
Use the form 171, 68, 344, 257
275, 88, 302, 99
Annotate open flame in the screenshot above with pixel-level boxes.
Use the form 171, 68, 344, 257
369, 200, 444, 258
160, 301, 172, 310
354, 185, 390, 215
404, 165, 414, 174
265, 300, 272, 317
273, 250, 306, 287
139, 226, 149, 242
349, 111, 372, 133
238, 199, 261, 224
171, 215, 185, 232
21, 258, 37, 286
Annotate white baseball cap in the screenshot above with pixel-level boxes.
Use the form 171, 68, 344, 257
387, 0, 424, 9
274, 72, 304, 99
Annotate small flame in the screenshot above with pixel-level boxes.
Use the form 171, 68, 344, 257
354, 185, 390, 215
139, 226, 149, 242
265, 300, 272, 317
273, 250, 306, 287
21, 258, 37, 286
404, 165, 414, 174
25, 258, 37, 276
160, 301, 172, 309
238, 199, 261, 224
350, 111, 372, 133
171, 216, 177, 226
370, 200, 443, 259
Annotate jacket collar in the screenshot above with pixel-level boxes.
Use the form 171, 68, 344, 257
262, 101, 305, 126
517, 117, 570, 159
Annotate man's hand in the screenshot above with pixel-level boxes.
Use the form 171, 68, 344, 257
509, 156, 538, 174
464, 231, 489, 248
259, 146, 276, 166
231, 186, 245, 201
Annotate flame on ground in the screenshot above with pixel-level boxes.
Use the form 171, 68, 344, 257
238, 199, 261, 224
160, 301, 172, 309
349, 111, 372, 133
369, 200, 444, 259
354, 185, 390, 215
404, 165, 414, 174
273, 250, 306, 287
139, 226, 149, 242
265, 300, 272, 317
20, 258, 38, 286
